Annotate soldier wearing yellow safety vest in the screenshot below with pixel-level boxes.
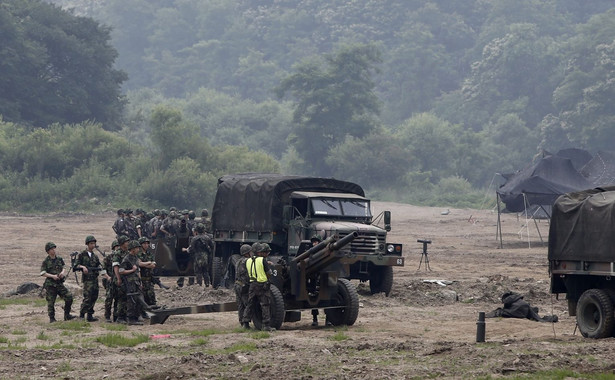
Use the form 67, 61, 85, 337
241, 242, 275, 331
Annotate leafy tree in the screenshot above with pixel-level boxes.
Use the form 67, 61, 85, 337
276, 43, 382, 175
0, 0, 127, 129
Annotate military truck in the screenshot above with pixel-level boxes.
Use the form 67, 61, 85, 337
549, 186, 615, 338
211, 174, 404, 295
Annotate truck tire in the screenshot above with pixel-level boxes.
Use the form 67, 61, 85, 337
211, 256, 225, 288
325, 278, 359, 326
252, 284, 285, 330
369, 266, 393, 296
576, 288, 615, 339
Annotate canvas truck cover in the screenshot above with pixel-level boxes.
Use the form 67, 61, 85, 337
548, 186, 615, 261
212, 174, 365, 232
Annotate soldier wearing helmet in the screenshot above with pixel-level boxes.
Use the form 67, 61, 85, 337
112, 235, 131, 324
138, 236, 157, 309
103, 239, 119, 322
242, 243, 275, 331
182, 223, 214, 287
200, 209, 212, 232
75, 235, 103, 322
119, 240, 148, 325
235, 244, 253, 328
40, 242, 76, 323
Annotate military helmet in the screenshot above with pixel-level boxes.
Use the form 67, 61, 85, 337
188, 210, 196, 220
201, 208, 209, 217
240, 244, 252, 256
85, 235, 97, 245
125, 208, 133, 214
145, 212, 154, 220
117, 208, 124, 216
153, 209, 161, 216
138, 237, 150, 245
45, 242, 57, 252
117, 235, 130, 245
170, 206, 177, 212
260, 243, 271, 253
128, 240, 140, 250
160, 209, 168, 216
111, 240, 119, 249
169, 210, 177, 218
251, 242, 261, 253
181, 209, 189, 215
310, 234, 322, 243
195, 223, 205, 233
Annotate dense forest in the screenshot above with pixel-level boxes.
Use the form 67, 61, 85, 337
1, 0, 614, 211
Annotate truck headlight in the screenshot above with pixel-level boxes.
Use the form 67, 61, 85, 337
387, 244, 394, 253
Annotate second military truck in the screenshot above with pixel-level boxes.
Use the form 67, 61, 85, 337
211, 174, 404, 295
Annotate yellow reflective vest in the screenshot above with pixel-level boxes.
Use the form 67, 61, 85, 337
246, 256, 268, 283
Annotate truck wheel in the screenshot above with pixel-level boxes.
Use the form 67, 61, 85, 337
576, 289, 615, 339
369, 266, 393, 296
211, 257, 226, 288
252, 284, 285, 330
325, 278, 359, 326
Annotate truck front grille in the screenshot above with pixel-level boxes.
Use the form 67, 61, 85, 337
338, 232, 385, 255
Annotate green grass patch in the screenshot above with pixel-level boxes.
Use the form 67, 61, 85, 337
11, 329, 27, 335
52, 320, 91, 332
190, 337, 209, 346
0, 336, 8, 344
36, 331, 50, 340
13, 336, 27, 344
95, 333, 149, 348
102, 323, 127, 331
0, 298, 47, 308
56, 361, 73, 372
250, 331, 271, 339
329, 331, 350, 341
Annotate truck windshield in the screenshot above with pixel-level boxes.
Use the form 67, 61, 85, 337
311, 198, 371, 217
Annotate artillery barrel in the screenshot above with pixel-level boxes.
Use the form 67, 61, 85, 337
293, 235, 337, 262
305, 232, 358, 276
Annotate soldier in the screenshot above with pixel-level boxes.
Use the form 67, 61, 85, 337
40, 242, 76, 323
200, 209, 212, 232
308, 234, 330, 327
75, 235, 102, 322
242, 243, 275, 331
112, 235, 130, 323
186, 210, 197, 233
112, 209, 127, 238
160, 210, 179, 237
235, 244, 253, 328
124, 209, 139, 240
103, 240, 119, 323
138, 237, 157, 308
120, 240, 149, 325
182, 223, 213, 287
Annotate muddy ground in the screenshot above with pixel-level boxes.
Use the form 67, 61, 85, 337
0, 202, 613, 379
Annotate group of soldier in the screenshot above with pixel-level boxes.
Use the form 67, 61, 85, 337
40, 234, 161, 325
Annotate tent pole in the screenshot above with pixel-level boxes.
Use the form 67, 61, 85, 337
523, 193, 531, 249
496, 193, 503, 249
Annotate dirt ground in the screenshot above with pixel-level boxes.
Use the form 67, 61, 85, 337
0, 202, 613, 379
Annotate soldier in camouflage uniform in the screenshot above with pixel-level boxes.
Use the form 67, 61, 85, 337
75, 235, 102, 321
103, 240, 119, 322
186, 210, 197, 234
138, 237, 157, 308
112, 209, 128, 238
235, 244, 253, 328
120, 240, 149, 325
183, 223, 213, 287
40, 242, 76, 323
112, 235, 130, 323
200, 209, 212, 232
124, 209, 139, 240
242, 243, 275, 331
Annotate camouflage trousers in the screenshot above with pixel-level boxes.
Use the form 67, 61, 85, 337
141, 278, 156, 306
194, 252, 210, 286
79, 278, 99, 316
104, 281, 116, 320
115, 281, 127, 320
45, 282, 73, 318
242, 282, 271, 326
234, 282, 250, 323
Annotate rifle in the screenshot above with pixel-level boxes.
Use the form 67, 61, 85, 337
94, 245, 106, 258
69, 252, 79, 285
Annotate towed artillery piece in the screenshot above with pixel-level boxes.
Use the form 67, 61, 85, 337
149, 232, 359, 329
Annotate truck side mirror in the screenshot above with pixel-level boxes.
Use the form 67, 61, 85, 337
384, 211, 391, 232
283, 205, 292, 226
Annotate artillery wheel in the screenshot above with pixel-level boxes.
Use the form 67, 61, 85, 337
211, 256, 226, 288
369, 266, 393, 296
576, 288, 614, 339
325, 278, 359, 326
252, 284, 285, 330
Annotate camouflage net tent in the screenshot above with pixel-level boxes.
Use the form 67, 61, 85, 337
212, 173, 365, 232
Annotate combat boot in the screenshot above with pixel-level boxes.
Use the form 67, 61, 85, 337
241, 322, 250, 329
128, 318, 143, 326
177, 277, 184, 287
49, 315, 57, 323
188, 277, 195, 286
86, 314, 98, 322
64, 313, 76, 321
116, 318, 127, 324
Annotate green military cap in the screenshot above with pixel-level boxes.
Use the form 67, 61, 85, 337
240, 244, 252, 256
128, 240, 140, 250
45, 242, 57, 252
111, 240, 119, 249
310, 234, 322, 243
260, 243, 271, 252
251, 242, 261, 253
138, 237, 150, 244
117, 235, 130, 244
85, 235, 97, 245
